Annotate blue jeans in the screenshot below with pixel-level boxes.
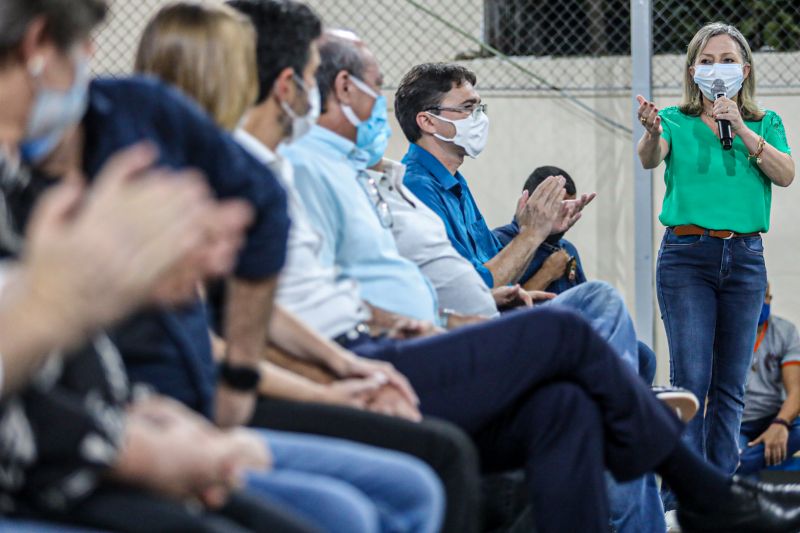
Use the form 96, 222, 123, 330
638, 341, 658, 385
738, 415, 800, 475
657, 228, 767, 511
547, 281, 666, 533
245, 429, 444, 533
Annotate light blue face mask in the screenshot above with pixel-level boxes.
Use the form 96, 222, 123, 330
340, 75, 392, 168
759, 302, 771, 326
21, 53, 91, 164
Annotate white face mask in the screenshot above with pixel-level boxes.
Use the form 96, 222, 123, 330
281, 73, 321, 143
426, 107, 490, 158
693, 63, 744, 101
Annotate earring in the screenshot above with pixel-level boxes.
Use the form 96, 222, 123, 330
28, 56, 45, 78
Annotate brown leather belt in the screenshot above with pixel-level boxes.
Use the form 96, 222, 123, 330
672, 224, 760, 240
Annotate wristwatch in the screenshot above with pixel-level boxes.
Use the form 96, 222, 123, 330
218, 360, 261, 392
438, 308, 457, 328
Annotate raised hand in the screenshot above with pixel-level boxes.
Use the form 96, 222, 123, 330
636, 95, 663, 137
552, 192, 596, 234
516, 175, 566, 239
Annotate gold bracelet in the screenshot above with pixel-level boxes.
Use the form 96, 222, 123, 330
748, 136, 766, 164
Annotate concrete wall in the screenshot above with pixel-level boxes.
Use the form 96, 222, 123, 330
96, 0, 800, 385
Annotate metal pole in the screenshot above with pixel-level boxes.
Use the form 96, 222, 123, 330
631, 0, 654, 347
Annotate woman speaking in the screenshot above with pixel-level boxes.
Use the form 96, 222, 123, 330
636, 22, 794, 514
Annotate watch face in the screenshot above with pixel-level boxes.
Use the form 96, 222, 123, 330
219, 361, 261, 392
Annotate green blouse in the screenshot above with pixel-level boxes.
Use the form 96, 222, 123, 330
657, 106, 791, 233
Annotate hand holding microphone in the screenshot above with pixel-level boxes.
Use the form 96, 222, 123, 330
710, 79, 744, 150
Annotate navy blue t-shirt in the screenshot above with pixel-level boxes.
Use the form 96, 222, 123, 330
84, 77, 289, 417
493, 218, 587, 293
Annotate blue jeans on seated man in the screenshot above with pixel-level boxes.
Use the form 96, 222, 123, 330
245, 429, 444, 533
737, 415, 800, 475
541, 281, 666, 533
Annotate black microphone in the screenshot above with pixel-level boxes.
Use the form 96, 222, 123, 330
712, 79, 733, 150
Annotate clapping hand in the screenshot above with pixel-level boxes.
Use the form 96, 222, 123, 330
24, 142, 254, 339
515, 176, 566, 239
553, 192, 596, 234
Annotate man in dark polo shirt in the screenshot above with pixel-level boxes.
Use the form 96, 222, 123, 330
75, 77, 289, 426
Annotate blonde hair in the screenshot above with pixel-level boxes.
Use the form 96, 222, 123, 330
680, 22, 763, 121
135, 2, 258, 130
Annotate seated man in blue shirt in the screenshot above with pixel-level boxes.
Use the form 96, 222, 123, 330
494, 166, 587, 293
395, 64, 595, 290
278, 29, 800, 533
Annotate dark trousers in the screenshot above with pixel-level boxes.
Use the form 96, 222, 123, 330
19, 485, 318, 533
249, 398, 481, 533
345, 305, 684, 533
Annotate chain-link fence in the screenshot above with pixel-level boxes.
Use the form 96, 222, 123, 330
652, 0, 800, 90
94, 0, 800, 93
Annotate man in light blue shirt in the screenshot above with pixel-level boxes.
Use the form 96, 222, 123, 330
283, 125, 439, 322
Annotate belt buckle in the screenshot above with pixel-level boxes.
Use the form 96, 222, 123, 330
721, 231, 735, 240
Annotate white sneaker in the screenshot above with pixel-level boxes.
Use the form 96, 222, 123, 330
665, 510, 682, 533
653, 386, 700, 423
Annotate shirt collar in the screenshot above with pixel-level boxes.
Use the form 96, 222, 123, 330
234, 128, 276, 165
368, 158, 406, 188
234, 127, 294, 185
367, 158, 416, 208
86, 79, 113, 119
302, 125, 371, 168
403, 143, 462, 191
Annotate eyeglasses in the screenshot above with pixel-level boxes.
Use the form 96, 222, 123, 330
425, 103, 487, 119
356, 171, 393, 228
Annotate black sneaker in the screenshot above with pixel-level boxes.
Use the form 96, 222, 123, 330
677, 476, 800, 532
653, 386, 699, 423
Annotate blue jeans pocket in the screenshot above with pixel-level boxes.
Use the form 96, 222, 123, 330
663, 230, 703, 248
740, 236, 764, 255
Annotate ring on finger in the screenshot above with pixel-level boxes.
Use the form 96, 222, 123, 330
640, 117, 647, 125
